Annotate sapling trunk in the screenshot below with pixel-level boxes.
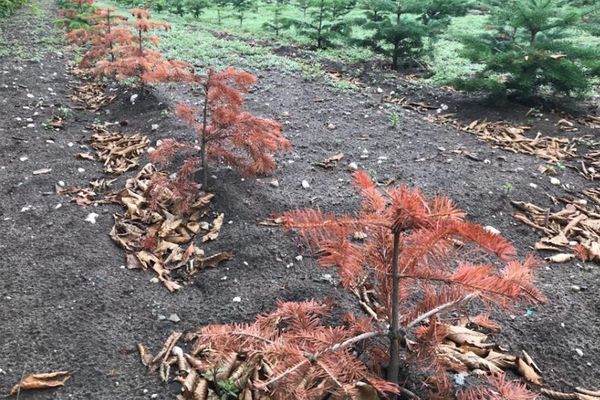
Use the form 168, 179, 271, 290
200, 81, 209, 188
388, 230, 401, 396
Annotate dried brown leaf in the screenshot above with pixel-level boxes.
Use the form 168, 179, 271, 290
10, 371, 72, 395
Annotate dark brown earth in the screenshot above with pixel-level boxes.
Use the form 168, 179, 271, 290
1, 2, 599, 400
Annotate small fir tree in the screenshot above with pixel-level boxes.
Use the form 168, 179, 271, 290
263, 0, 289, 37
295, 0, 309, 17
185, 0, 209, 19
283, 171, 544, 395
456, 0, 600, 99
94, 9, 196, 88
66, 7, 131, 67
169, 0, 186, 16
58, 0, 96, 30
231, 0, 254, 27
359, 0, 470, 69
150, 67, 291, 190
214, 0, 230, 25
284, 0, 356, 49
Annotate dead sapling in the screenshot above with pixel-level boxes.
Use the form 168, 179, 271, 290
282, 171, 545, 398
150, 67, 291, 194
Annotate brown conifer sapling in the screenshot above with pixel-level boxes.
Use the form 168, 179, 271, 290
151, 67, 291, 190
282, 171, 545, 397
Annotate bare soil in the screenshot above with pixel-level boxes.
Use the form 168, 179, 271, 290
1, 2, 599, 399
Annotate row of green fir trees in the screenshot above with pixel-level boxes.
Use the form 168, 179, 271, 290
78, 0, 600, 101
0, 0, 29, 17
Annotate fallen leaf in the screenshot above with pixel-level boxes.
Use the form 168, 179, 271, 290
516, 357, 543, 385
545, 253, 575, 263
445, 325, 489, 347
33, 168, 52, 175
315, 153, 344, 169
78, 152, 95, 161
202, 214, 224, 243
10, 371, 72, 395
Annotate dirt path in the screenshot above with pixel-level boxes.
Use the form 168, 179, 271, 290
0, 1, 598, 399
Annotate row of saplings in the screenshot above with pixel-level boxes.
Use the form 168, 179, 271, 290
62, 1, 544, 399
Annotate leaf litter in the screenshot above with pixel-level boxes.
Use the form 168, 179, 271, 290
140, 317, 544, 400
110, 164, 232, 291
511, 195, 600, 264
56, 178, 116, 206
89, 124, 149, 175
69, 67, 116, 111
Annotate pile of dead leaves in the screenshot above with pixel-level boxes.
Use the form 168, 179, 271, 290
111, 164, 232, 291
437, 324, 542, 385
69, 67, 116, 111
382, 95, 589, 163
137, 321, 541, 400
431, 115, 577, 162
512, 195, 600, 264
89, 124, 149, 175
138, 332, 276, 400
382, 95, 438, 113
542, 387, 600, 400
56, 178, 116, 206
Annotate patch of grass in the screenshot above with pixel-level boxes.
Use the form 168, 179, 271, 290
427, 14, 487, 85
331, 79, 360, 93
300, 62, 323, 81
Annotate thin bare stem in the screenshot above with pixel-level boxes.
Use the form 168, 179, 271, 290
388, 231, 402, 395
405, 293, 477, 329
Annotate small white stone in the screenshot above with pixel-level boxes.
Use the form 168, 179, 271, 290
20, 205, 33, 212
571, 285, 581, 292
171, 346, 184, 356
348, 162, 358, 171
376, 87, 383, 93
168, 313, 181, 323
26, 93, 34, 98
151, 124, 159, 131
19, 156, 28, 162
295, 255, 303, 262
484, 225, 500, 235
550, 177, 560, 185
232, 296, 242, 303
130, 94, 138, 104
55, 203, 62, 210
85, 213, 99, 224
575, 348, 584, 357
58, 180, 65, 187
77, 168, 85, 173
270, 179, 280, 188
529, 183, 538, 189
67, 142, 74, 147
301, 180, 310, 189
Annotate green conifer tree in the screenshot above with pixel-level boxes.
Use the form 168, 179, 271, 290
231, 0, 254, 27
186, 0, 209, 18
283, 0, 356, 49
263, 0, 290, 36
456, 0, 600, 99
359, 0, 470, 69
